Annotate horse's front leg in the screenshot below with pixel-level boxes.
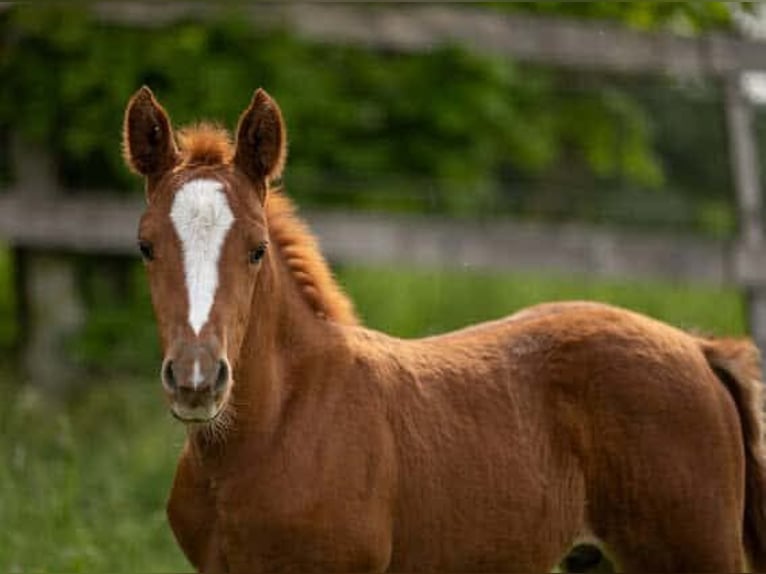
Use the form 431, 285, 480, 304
167, 449, 225, 573
221, 516, 392, 573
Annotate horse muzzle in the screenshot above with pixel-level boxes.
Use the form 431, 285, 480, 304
161, 341, 231, 423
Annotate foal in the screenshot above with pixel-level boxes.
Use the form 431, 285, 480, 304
124, 86, 766, 572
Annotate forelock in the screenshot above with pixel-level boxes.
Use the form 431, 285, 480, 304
177, 123, 234, 167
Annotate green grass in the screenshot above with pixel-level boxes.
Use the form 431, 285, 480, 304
0, 265, 747, 571
339, 266, 747, 338
0, 377, 188, 572
0, 245, 17, 349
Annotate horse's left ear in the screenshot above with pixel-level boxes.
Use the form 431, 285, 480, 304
234, 88, 287, 201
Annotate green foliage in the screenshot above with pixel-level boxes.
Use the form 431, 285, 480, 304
499, 1, 745, 33
340, 266, 746, 338
0, 376, 187, 572
71, 260, 159, 374
0, 245, 16, 349
0, 3, 738, 221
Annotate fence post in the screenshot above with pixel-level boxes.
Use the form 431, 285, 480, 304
9, 136, 85, 392
724, 73, 766, 355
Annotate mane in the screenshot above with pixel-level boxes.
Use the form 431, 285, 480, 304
266, 191, 358, 325
176, 123, 358, 325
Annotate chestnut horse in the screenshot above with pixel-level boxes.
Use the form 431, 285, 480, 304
124, 86, 766, 573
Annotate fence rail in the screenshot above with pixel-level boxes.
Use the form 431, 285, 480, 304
0, 192, 734, 285
92, 3, 766, 76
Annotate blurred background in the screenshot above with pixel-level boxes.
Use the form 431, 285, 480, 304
1, 2, 766, 570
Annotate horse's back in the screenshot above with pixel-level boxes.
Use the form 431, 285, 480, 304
407, 300, 729, 421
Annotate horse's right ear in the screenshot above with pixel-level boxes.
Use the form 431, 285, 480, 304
122, 86, 179, 181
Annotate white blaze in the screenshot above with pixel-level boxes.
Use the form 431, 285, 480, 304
191, 360, 204, 389
170, 179, 234, 335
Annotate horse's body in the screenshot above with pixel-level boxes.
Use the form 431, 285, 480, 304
123, 87, 766, 572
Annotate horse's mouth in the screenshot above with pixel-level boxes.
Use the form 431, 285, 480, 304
170, 403, 224, 424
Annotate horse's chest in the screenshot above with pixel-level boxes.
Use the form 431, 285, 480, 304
208, 471, 392, 572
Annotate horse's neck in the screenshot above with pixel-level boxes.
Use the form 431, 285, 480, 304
192, 250, 341, 455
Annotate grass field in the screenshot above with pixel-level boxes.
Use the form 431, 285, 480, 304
339, 266, 746, 338
0, 265, 748, 572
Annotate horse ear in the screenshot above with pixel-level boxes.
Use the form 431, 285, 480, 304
234, 88, 287, 200
122, 86, 179, 181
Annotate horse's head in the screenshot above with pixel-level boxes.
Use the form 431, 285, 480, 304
123, 86, 286, 423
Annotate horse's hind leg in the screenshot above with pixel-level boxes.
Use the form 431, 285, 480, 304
585, 425, 747, 571
604, 527, 744, 573
589, 479, 745, 572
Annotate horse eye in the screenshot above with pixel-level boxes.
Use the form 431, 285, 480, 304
249, 242, 268, 264
138, 240, 154, 262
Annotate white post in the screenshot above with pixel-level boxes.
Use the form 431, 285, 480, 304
725, 73, 766, 355
10, 135, 85, 392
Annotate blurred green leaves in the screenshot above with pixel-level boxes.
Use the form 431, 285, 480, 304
500, 1, 746, 33
0, 3, 742, 224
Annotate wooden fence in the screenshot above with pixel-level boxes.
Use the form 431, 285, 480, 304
0, 183, 734, 284
4, 4, 766, 387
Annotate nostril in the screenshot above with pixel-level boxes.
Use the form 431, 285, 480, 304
214, 359, 229, 392
162, 360, 177, 391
